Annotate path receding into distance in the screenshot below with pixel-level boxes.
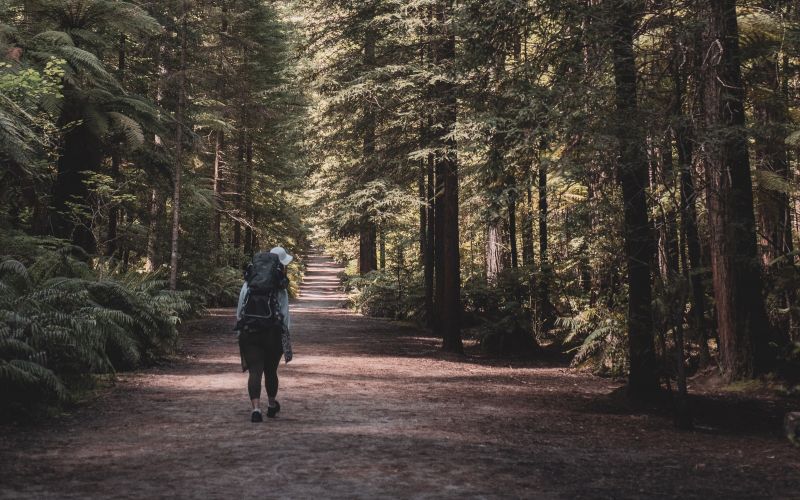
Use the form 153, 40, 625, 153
1, 254, 798, 499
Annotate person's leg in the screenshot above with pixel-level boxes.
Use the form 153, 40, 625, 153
240, 332, 267, 411
265, 327, 284, 408
248, 360, 265, 410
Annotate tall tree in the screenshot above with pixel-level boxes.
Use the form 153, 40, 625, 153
169, 0, 188, 290
359, 15, 379, 275
701, 0, 773, 378
434, 0, 462, 353
609, 0, 658, 396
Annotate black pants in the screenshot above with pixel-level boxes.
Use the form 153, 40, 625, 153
239, 327, 284, 400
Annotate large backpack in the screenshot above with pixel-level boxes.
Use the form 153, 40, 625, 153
239, 252, 287, 332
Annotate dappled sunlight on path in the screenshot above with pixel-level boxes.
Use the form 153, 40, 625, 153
1, 254, 798, 498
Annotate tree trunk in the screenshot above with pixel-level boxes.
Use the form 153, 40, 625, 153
425, 147, 436, 329
233, 128, 245, 251
508, 190, 518, 269
169, 1, 188, 290
244, 137, 254, 257
213, 2, 228, 264
522, 169, 535, 267
379, 226, 386, 270
485, 222, 507, 282
702, 0, 773, 378
419, 157, 427, 265
435, 0, 462, 353
359, 21, 378, 275
581, 174, 594, 297
537, 158, 556, 333
106, 34, 127, 258
434, 151, 445, 334
485, 59, 510, 282
752, 57, 794, 265
212, 130, 223, 263
106, 153, 121, 258
51, 89, 102, 253
358, 225, 378, 274
610, 2, 659, 396
655, 135, 680, 278
672, 35, 710, 363
145, 190, 162, 272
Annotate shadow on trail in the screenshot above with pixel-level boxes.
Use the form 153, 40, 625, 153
1, 253, 798, 499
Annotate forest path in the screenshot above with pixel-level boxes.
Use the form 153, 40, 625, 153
1, 254, 799, 499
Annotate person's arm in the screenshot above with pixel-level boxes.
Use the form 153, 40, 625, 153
236, 282, 248, 321
279, 288, 290, 330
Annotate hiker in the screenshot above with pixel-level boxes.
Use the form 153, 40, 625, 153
235, 246, 294, 422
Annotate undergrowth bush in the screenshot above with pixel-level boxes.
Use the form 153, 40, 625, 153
461, 269, 537, 354
557, 306, 628, 376
0, 238, 193, 418
182, 265, 243, 307
343, 268, 423, 320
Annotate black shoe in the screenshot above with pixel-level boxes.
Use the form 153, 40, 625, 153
251, 410, 263, 423
267, 401, 280, 418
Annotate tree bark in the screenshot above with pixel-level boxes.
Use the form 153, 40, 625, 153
359, 19, 378, 275
485, 222, 507, 282
243, 137, 254, 257
701, 0, 773, 378
379, 226, 386, 270
212, 130, 223, 263
106, 34, 127, 258
106, 153, 121, 258
537, 158, 556, 333
752, 57, 794, 265
233, 129, 244, 251
522, 168, 535, 267
419, 157, 427, 266
358, 225, 378, 274
51, 88, 102, 253
435, 0, 462, 353
145, 188, 162, 272
672, 33, 710, 363
169, 1, 188, 290
508, 189, 518, 269
425, 146, 436, 329
610, 2, 659, 396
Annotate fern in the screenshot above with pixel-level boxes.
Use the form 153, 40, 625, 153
559, 306, 629, 376
0, 248, 192, 416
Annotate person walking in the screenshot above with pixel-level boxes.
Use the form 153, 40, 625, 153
235, 246, 294, 422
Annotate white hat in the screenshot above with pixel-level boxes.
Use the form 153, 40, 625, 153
270, 246, 293, 266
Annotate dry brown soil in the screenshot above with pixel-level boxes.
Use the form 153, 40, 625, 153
1, 254, 799, 499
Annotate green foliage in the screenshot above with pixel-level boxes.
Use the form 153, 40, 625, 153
461, 270, 536, 354
0, 57, 64, 177
182, 265, 243, 308
0, 239, 191, 418
343, 267, 422, 320
557, 306, 629, 377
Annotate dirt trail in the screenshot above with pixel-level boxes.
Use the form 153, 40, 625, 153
1, 254, 798, 499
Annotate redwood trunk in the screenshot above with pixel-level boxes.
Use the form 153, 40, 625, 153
359, 26, 378, 275
537, 159, 556, 332
425, 148, 436, 329
610, 3, 659, 396
672, 40, 710, 362
435, 0, 462, 353
702, 0, 772, 378
752, 58, 794, 265
169, 2, 188, 291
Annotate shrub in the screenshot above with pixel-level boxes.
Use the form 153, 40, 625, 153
0, 250, 191, 418
344, 268, 423, 320
557, 306, 628, 377
461, 269, 537, 354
